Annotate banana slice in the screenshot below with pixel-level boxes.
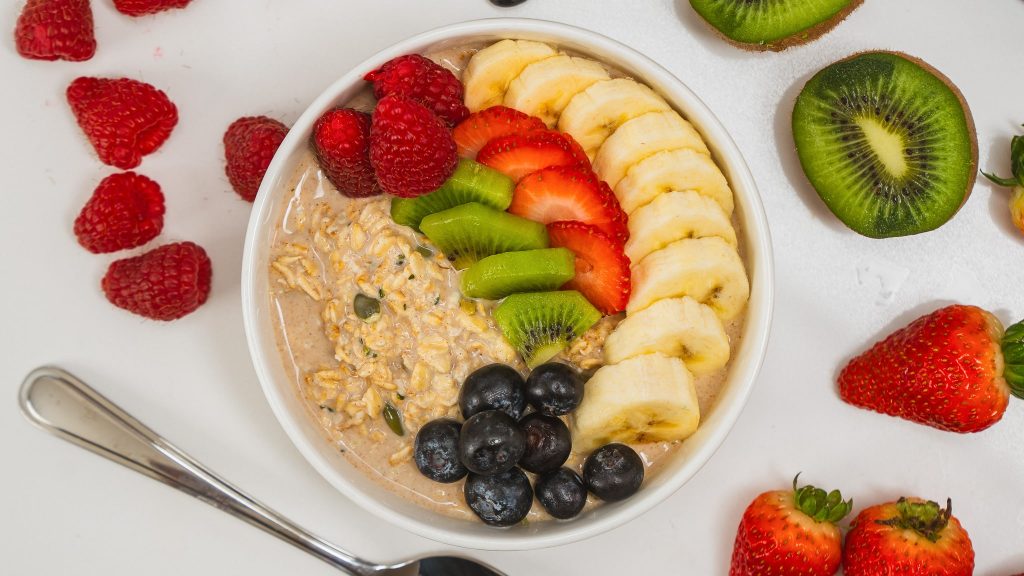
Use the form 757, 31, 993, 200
557, 78, 672, 159
628, 237, 749, 321
592, 110, 710, 190
615, 148, 734, 215
503, 55, 610, 128
625, 190, 737, 263
463, 39, 558, 113
572, 353, 700, 452
604, 297, 730, 377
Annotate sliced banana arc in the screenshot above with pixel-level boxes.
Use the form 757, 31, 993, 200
557, 78, 672, 160
628, 237, 749, 321
502, 55, 610, 128
463, 39, 558, 113
592, 111, 710, 190
572, 353, 700, 452
625, 190, 737, 263
615, 148, 735, 215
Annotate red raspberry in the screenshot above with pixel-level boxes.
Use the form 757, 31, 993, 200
113, 0, 192, 16
223, 116, 289, 202
66, 77, 178, 170
370, 95, 457, 198
311, 108, 381, 198
74, 172, 165, 254
102, 242, 212, 321
365, 54, 469, 126
15, 0, 96, 62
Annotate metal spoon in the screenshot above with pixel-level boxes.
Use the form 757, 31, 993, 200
18, 366, 504, 576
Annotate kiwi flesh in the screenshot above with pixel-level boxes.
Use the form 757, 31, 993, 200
420, 202, 548, 269
391, 159, 514, 230
690, 0, 863, 51
461, 248, 576, 300
494, 291, 601, 368
792, 51, 977, 238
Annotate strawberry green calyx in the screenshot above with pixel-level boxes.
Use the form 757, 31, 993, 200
1001, 319, 1024, 399
792, 475, 853, 525
876, 497, 952, 543
982, 129, 1024, 188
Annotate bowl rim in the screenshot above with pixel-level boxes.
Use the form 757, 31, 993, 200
241, 17, 775, 551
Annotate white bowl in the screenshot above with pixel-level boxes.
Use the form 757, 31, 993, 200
242, 18, 774, 551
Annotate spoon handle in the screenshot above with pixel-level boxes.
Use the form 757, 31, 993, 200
18, 366, 381, 576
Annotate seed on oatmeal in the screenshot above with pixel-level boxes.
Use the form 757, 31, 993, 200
383, 402, 405, 436
353, 293, 381, 320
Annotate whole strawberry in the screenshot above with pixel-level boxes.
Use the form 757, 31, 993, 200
370, 95, 457, 198
74, 172, 165, 254
839, 304, 1024, 433
15, 0, 95, 62
223, 116, 289, 202
843, 498, 974, 576
365, 54, 469, 126
982, 125, 1024, 235
102, 242, 212, 321
66, 77, 178, 170
311, 108, 381, 198
729, 477, 851, 576
113, 0, 192, 16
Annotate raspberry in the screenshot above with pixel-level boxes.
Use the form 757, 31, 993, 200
74, 172, 165, 254
15, 0, 96, 62
311, 108, 381, 198
113, 0, 192, 16
66, 77, 178, 170
102, 242, 212, 321
223, 116, 289, 202
370, 95, 457, 198
365, 54, 469, 126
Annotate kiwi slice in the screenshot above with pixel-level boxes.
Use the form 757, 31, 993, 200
689, 0, 862, 51
391, 159, 514, 230
494, 291, 601, 368
420, 202, 548, 269
792, 51, 977, 238
461, 248, 576, 300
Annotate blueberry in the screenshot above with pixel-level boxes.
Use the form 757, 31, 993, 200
517, 412, 571, 474
582, 443, 644, 502
525, 362, 583, 416
464, 467, 533, 527
534, 467, 587, 520
489, 0, 528, 6
413, 419, 468, 483
459, 364, 527, 419
459, 410, 526, 475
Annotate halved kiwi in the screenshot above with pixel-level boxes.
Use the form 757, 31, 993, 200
391, 159, 514, 231
689, 0, 862, 51
792, 51, 977, 238
420, 202, 548, 269
494, 291, 601, 368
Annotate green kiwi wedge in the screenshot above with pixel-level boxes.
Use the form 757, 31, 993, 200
792, 51, 977, 238
494, 291, 601, 368
461, 248, 576, 300
391, 159, 514, 230
420, 202, 548, 269
689, 0, 862, 51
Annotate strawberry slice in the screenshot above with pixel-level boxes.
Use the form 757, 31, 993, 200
453, 106, 546, 158
477, 130, 589, 182
509, 166, 628, 244
548, 221, 631, 315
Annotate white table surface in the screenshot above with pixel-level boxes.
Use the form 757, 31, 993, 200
3, 1, 1023, 574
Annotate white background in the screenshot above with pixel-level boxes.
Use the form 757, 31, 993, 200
3, 1, 1023, 574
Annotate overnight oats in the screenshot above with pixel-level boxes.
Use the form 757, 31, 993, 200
269, 38, 749, 526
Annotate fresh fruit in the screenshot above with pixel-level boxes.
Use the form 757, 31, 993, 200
509, 166, 629, 244
463, 39, 558, 113
615, 148, 734, 215
413, 419, 468, 483
460, 248, 576, 300
452, 106, 547, 158
369, 95, 458, 198
518, 412, 571, 474
364, 54, 469, 126
793, 52, 977, 238
624, 190, 736, 263
102, 241, 212, 321
311, 108, 381, 198
66, 77, 178, 170
459, 364, 527, 420
839, 304, 1024, 433
223, 116, 290, 202
534, 467, 587, 520
419, 202, 548, 269
593, 110, 709, 190
15, 0, 95, 61
493, 291, 602, 368
582, 443, 644, 502
982, 126, 1024, 235
464, 468, 533, 527
391, 159, 513, 230
605, 297, 730, 377
503, 54, 611, 128
558, 78, 672, 158
113, 0, 192, 16
459, 410, 526, 475
477, 130, 588, 182
74, 172, 164, 254
628, 237, 749, 320
525, 362, 584, 416
572, 354, 700, 451
547, 221, 631, 315
729, 477, 852, 576
690, 0, 863, 51
843, 498, 974, 576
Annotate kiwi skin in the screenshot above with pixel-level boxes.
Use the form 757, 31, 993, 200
692, 0, 864, 52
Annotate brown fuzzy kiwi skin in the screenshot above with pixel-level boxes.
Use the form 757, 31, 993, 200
695, 0, 864, 53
